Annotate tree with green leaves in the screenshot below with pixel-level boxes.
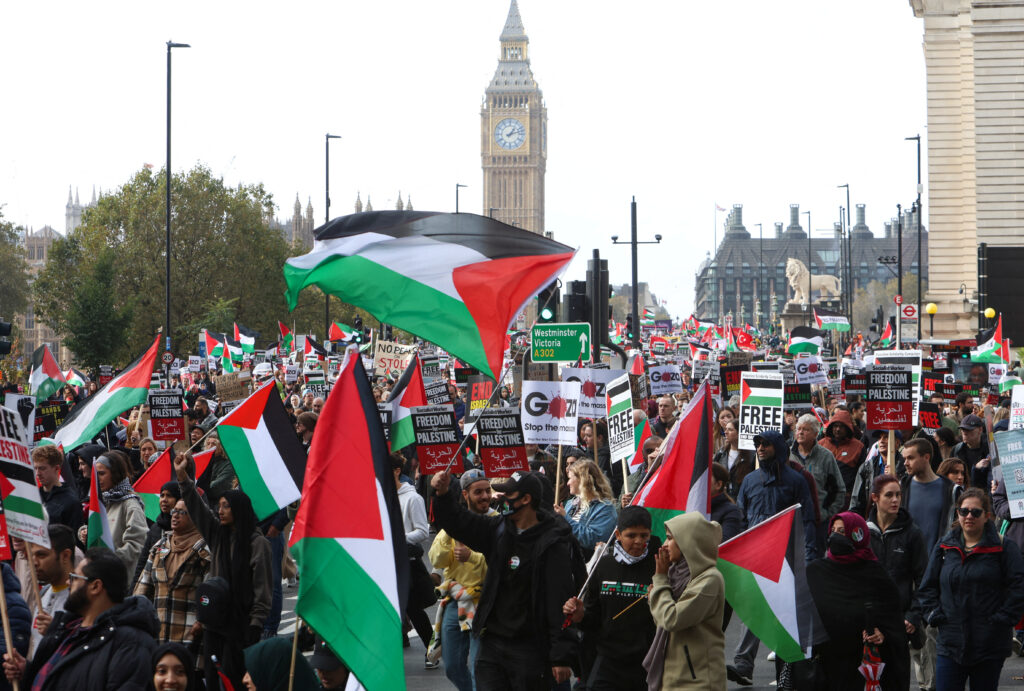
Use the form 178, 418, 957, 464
0, 209, 30, 319
63, 250, 133, 373
851, 272, 927, 336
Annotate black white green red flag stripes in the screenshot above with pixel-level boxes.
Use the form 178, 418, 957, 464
0, 407, 50, 547
215, 382, 307, 520
631, 381, 713, 540
283, 211, 575, 381
387, 356, 427, 450
717, 505, 825, 662
29, 345, 66, 402
786, 326, 824, 355
53, 335, 160, 451
290, 351, 408, 691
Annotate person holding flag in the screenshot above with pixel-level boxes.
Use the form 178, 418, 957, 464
86, 451, 147, 578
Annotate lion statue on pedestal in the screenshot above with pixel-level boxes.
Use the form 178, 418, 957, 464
786, 257, 841, 305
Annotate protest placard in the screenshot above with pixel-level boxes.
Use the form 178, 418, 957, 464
374, 340, 417, 379
918, 401, 943, 430
3, 395, 35, 451
476, 409, 530, 477
1012, 386, 1024, 431
213, 374, 247, 403
648, 364, 683, 396
520, 381, 581, 446
784, 383, 813, 411
466, 375, 496, 423
872, 350, 922, 425
738, 373, 784, 450
377, 403, 392, 442
411, 404, 461, 474
995, 428, 1024, 518
0, 406, 50, 547
721, 365, 746, 401
866, 365, 913, 430
188, 355, 202, 373
424, 380, 451, 406
32, 401, 69, 445
561, 368, 626, 418
606, 374, 635, 467
148, 389, 185, 443
794, 355, 828, 386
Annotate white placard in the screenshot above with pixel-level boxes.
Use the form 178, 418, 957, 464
648, 364, 684, 395
560, 367, 626, 418
520, 381, 581, 446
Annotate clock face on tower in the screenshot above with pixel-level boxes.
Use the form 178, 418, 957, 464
494, 118, 526, 150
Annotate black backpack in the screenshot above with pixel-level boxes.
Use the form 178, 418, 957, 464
195, 576, 231, 632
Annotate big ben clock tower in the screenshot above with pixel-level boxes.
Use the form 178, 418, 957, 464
482, 0, 546, 234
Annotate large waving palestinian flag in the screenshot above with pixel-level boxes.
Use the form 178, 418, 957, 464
53, 335, 160, 451
387, 356, 427, 451
290, 352, 408, 691
972, 314, 1009, 364
234, 322, 259, 354
283, 211, 575, 381
215, 382, 307, 520
133, 447, 215, 521
787, 326, 824, 355
632, 381, 713, 540
29, 345, 66, 402
718, 505, 826, 662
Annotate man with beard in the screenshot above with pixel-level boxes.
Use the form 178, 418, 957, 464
28, 525, 76, 657
2, 548, 158, 690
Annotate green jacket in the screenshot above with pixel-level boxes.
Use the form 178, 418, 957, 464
649, 512, 726, 689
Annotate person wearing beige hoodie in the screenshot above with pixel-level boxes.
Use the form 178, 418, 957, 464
644, 511, 726, 690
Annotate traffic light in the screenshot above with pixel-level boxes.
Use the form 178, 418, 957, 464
870, 307, 884, 334
536, 281, 559, 323
0, 320, 10, 356
565, 281, 588, 322
626, 314, 635, 341
382, 323, 393, 341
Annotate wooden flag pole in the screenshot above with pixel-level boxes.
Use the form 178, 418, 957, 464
554, 445, 564, 506
22, 543, 42, 617
886, 430, 895, 477
288, 616, 302, 691
0, 568, 19, 691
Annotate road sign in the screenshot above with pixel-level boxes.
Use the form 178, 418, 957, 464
894, 295, 903, 305
530, 323, 591, 363
901, 304, 918, 319
161, 350, 175, 365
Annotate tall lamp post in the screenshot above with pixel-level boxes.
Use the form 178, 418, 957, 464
754, 223, 763, 331
611, 197, 661, 349
455, 183, 467, 213
837, 183, 851, 322
926, 302, 937, 337
906, 134, 923, 342
324, 133, 341, 338
803, 209, 812, 325
165, 40, 190, 357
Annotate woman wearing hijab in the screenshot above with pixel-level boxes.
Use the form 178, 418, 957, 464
643, 511, 726, 689
806, 511, 910, 690
242, 637, 320, 691
150, 642, 198, 691
174, 453, 272, 691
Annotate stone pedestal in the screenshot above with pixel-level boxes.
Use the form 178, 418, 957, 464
780, 303, 813, 334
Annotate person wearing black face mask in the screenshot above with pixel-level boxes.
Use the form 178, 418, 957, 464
430, 470, 584, 690
804, 512, 909, 690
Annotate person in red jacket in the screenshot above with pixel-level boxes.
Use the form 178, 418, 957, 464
818, 410, 865, 511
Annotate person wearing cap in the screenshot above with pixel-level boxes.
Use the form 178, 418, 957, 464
730, 429, 816, 686
134, 497, 211, 645
953, 414, 992, 491
430, 469, 583, 689
310, 635, 351, 689
427, 468, 495, 691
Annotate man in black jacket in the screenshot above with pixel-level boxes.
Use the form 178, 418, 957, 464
2, 547, 158, 690
431, 469, 581, 690
31, 445, 82, 532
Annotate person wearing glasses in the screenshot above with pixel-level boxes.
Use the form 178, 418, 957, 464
917, 488, 1024, 690
135, 500, 212, 645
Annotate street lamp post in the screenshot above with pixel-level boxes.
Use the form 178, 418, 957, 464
926, 302, 937, 337
165, 40, 190, 357
611, 197, 661, 349
838, 183, 851, 322
906, 135, 922, 342
324, 133, 341, 338
803, 210, 811, 325
754, 223, 763, 331
897, 204, 903, 348
455, 183, 467, 213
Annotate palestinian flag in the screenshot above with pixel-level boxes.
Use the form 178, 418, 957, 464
304, 336, 328, 361
133, 447, 215, 521
64, 368, 88, 388
289, 351, 408, 691
787, 326, 824, 355
877, 319, 894, 349
972, 314, 1009, 364
999, 372, 1021, 395
279, 321, 294, 354
813, 308, 851, 332
329, 322, 358, 343
725, 328, 740, 353
632, 381, 713, 540
53, 336, 160, 451
717, 505, 825, 662
234, 323, 259, 354
87, 463, 114, 550
628, 418, 652, 473
283, 210, 575, 381
215, 382, 306, 520
641, 307, 656, 327
387, 356, 427, 451
29, 345, 66, 402
202, 330, 225, 358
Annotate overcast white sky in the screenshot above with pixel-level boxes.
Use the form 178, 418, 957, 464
2, 1, 927, 319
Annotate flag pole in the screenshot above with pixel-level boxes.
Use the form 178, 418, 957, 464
288, 615, 302, 691
22, 543, 42, 617
554, 445, 563, 505
0, 569, 19, 691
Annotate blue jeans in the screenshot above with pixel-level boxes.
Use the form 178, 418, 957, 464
441, 601, 478, 691
263, 532, 284, 635
935, 655, 1003, 691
